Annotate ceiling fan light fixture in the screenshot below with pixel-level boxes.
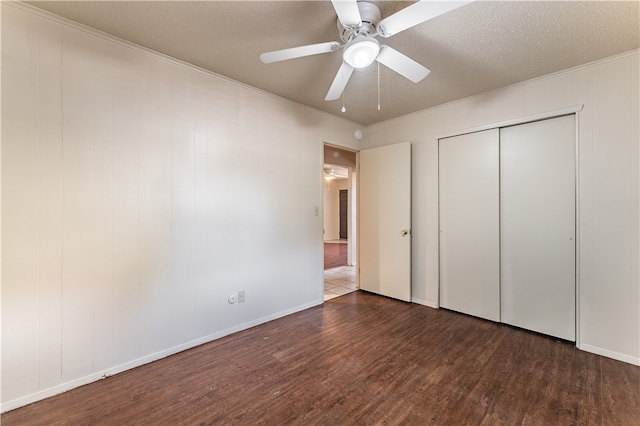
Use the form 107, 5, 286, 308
324, 169, 337, 180
343, 37, 379, 69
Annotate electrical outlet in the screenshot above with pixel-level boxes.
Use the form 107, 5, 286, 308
238, 290, 246, 303
228, 294, 237, 304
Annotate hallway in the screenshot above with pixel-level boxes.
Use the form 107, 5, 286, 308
324, 265, 356, 301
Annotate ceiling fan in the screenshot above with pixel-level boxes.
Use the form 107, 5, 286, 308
260, 0, 470, 102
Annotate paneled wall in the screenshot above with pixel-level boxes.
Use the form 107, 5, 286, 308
366, 50, 640, 365
1, 4, 360, 410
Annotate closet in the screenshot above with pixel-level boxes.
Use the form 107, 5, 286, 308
439, 115, 576, 341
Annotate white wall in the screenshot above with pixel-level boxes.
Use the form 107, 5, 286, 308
323, 178, 349, 241
365, 50, 640, 365
1, 3, 361, 411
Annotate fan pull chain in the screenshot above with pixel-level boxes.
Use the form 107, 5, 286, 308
377, 60, 381, 111
342, 87, 346, 112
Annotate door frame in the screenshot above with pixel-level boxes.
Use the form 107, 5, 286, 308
321, 142, 359, 293
435, 104, 583, 345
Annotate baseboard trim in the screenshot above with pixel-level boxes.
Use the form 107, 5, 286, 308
1, 299, 323, 413
411, 297, 438, 309
578, 343, 640, 366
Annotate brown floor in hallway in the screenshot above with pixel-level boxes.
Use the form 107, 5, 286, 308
3, 291, 640, 425
324, 241, 347, 270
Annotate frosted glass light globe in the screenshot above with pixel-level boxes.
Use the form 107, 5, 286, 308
343, 37, 380, 69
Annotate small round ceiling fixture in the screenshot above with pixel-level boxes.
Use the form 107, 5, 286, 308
343, 36, 379, 69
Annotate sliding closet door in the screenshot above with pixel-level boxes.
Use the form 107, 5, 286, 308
500, 115, 576, 341
439, 129, 500, 321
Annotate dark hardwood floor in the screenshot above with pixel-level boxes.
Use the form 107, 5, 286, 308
324, 242, 348, 270
3, 291, 640, 425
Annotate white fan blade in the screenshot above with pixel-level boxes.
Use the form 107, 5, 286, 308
331, 0, 362, 28
260, 42, 341, 64
376, 45, 431, 83
377, 1, 472, 37
325, 62, 355, 101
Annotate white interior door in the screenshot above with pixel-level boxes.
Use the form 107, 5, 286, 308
500, 115, 576, 341
359, 142, 411, 302
439, 129, 500, 321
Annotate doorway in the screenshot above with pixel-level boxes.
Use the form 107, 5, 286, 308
322, 141, 413, 303
323, 144, 357, 300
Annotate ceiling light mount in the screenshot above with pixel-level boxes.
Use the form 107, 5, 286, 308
337, 1, 381, 43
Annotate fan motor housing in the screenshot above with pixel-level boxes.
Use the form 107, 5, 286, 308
337, 2, 381, 43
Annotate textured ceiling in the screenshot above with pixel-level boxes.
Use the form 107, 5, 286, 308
25, 1, 640, 125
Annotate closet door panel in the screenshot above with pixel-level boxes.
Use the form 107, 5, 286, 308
439, 129, 500, 321
500, 115, 576, 341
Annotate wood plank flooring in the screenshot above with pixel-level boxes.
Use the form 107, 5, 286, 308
3, 291, 640, 425
324, 242, 347, 270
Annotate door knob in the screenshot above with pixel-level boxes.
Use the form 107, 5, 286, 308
401, 229, 409, 236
